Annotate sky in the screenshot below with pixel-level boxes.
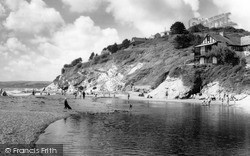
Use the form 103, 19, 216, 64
0, 0, 250, 81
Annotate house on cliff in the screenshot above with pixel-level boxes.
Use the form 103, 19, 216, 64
194, 32, 250, 65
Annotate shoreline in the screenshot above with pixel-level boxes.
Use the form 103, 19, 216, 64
1, 93, 249, 145
0, 95, 112, 145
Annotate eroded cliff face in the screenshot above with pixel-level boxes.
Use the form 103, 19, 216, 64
48, 36, 250, 99
148, 77, 190, 99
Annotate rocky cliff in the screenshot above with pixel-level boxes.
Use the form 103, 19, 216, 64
49, 35, 250, 99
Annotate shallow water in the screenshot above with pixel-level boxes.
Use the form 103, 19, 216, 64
37, 98, 250, 155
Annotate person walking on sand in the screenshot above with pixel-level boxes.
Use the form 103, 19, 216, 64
226, 94, 230, 106
222, 93, 226, 105
207, 96, 212, 106
64, 98, 72, 109
82, 91, 86, 99
128, 93, 130, 100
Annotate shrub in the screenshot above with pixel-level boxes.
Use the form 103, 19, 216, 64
121, 39, 130, 49
89, 52, 95, 60
63, 64, 72, 68
188, 24, 209, 33
208, 45, 240, 66
71, 57, 82, 66
107, 43, 118, 54
173, 33, 202, 49
61, 68, 65, 74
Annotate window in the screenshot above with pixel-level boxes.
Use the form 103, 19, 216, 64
207, 36, 210, 43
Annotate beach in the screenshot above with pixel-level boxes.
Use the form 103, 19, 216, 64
0, 92, 249, 145
0, 94, 114, 144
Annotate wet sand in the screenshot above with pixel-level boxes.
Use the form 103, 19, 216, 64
0, 95, 114, 144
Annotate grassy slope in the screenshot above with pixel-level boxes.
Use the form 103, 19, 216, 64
57, 34, 250, 95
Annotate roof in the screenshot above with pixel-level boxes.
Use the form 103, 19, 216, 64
195, 32, 242, 48
209, 33, 234, 45
195, 42, 216, 48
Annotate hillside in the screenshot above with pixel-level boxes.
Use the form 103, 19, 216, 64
50, 29, 250, 99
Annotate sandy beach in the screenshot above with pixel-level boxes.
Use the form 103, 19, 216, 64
0, 92, 249, 145
0, 94, 115, 144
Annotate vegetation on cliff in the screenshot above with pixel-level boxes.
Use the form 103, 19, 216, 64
54, 22, 250, 97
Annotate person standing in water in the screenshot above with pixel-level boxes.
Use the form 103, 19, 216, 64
64, 98, 72, 109
128, 93, 130, 100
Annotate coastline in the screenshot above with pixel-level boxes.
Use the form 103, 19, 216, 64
0, 94, 113, 145
115, 92, 250, 109
1, 92, 249, 145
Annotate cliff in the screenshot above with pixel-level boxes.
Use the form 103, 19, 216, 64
49, 33, 250, 99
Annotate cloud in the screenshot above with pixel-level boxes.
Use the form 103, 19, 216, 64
0, 2, 6, 16
61, 0, 102, 13
4, 0, 64, 34
105, 0, 194, 36
212, 0, 250, 31
0, 37, 56, 81
182, 0, 200, 17
51, 16, 120, 62
0, 15, 120, 81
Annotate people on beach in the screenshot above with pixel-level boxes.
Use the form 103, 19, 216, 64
32, 89, 35, 96
64, 98, 72, 109
222, 93, 226, 105
129, 103, 132, 109
128, 93, 130, 100
82, 91, 86, 99
202, 96, 211, 106
226, 94, 230, 106
0, 88, 3, 96
2, 91, 8, 96
231, 95, 236, 105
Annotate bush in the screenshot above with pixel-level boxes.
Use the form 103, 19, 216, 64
208, 45, 240, 66
61, 68, 65, 74
173, 33, 202, 49
121, 39, 130, 49
188, 24, 209, 33
89, 52, 95, 60
107, 43, 118, 54
71, 57, 82, 66
63, 64, 72, 68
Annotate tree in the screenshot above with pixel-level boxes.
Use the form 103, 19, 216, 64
89, 52, 95, 60
107, 43, 118, 54
170, 21, 187, 34
173, 33, 202, 49
121, 39, 130, 49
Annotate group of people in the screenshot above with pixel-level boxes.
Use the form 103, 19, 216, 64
221, 93, 236, 106
73, 90, 86, 99
64, 90, 87, 110
0, 88, 8, 96
202, 93, 236, 106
